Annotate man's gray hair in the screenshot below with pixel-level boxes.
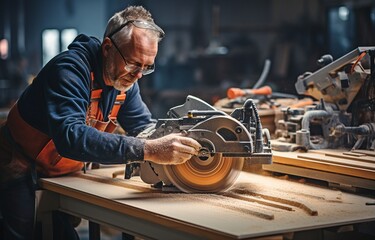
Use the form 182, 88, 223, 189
104, 6, 162, 44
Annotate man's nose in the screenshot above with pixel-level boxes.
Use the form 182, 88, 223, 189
131, 70, 143, 79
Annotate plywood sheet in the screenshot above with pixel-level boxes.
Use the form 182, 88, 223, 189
40, 166, 375, 239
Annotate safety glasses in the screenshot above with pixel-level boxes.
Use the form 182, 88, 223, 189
108, 19, 165, 39
109, 37, 155, 75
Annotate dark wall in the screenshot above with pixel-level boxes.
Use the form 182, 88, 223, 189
23, 0, 107, 74
3, 0, 326, 76
1, 0, 375, 116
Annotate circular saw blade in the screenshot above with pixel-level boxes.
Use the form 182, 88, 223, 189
163, 153, 244, 193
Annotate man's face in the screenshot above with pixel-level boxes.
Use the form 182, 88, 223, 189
104, 49, 136, 92
103, 28, 159, 92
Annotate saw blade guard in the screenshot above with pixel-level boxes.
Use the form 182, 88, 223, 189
162, 114, 250, 193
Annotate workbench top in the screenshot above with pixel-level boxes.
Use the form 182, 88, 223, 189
39, 166, 375, 239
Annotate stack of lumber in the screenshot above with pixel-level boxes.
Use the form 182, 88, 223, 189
263, 149, 375, 191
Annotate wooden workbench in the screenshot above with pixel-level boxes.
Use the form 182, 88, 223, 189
38, 166, 375, 240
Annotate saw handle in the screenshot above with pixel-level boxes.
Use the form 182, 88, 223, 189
227, 86, 272, 99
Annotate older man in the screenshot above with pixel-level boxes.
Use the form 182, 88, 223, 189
0, 5, 200, 239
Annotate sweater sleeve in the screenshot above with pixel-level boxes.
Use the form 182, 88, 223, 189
43, 55, 145, 164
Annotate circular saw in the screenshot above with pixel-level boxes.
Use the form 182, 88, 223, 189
133, 95, 272, 193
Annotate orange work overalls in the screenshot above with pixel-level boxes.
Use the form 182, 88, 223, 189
0, 75, 125, 180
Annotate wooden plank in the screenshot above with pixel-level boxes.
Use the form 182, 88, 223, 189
297, 153, 375, 171
352, 149, 375, 157
272, 151, 375, 180
321, 152, 375, 164
310, 149, 374, 158
263, 163, 375, 190
342, 152, 366, 157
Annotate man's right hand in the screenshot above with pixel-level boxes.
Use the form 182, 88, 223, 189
144, 133, 201, 165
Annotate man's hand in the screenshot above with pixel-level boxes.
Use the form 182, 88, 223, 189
144, 133, 201, 165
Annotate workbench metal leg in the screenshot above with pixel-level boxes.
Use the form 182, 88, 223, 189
89, 221, 100, 240
36, 190, 59, 240
40, 212, 53, 240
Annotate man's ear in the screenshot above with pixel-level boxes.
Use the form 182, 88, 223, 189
102, 37, 112, 57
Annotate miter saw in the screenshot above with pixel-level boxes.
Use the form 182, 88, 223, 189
274, 47, 375, 151
126, 95, 272, 193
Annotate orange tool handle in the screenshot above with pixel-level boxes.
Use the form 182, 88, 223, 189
290, 99, 314, 108
227, 86, 272, 99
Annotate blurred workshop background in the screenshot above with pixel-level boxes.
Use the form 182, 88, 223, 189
0, 0, 374, 118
